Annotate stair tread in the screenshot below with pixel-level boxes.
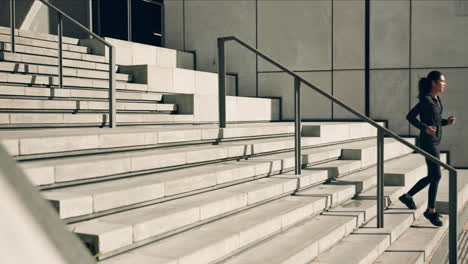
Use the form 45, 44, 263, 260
111, 195, 324, 263
21, 134, 412, 186
0, 85, 162, 100
0, 42, 106, 63
0, 61, 131, 81
0, 26, 80, 45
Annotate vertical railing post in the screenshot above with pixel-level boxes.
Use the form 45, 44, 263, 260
108, 46, 116, 128
218, 38, 226, 128
448, 169, 458, 263
10, 0, 16, 53
88, 0, 93, 34
161, 2, 165, 47
127, 0, 132, 41
57, 13, 63, 89
377, 129, 385, 228
294, 77, 301, 175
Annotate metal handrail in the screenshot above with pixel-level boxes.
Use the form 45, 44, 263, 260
9, 0, 117, 127
218, 36, 458, 263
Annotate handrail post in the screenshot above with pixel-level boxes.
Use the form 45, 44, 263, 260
377, 129, 385, 228
10, 0, 16, 53
57, 13, 63, 89
218, 38, 226, 128
161, 2, 165, 47
448, 169, 457, 263
294, 77, 301, 175
109, 46, 116, 128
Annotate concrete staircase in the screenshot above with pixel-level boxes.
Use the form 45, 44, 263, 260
1, 27, 467, 264
0, 26, 189, 127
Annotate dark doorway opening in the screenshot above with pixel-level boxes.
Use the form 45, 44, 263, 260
132, 0, 164, 47
92, 0, 164, 47
93, 0, 128, 41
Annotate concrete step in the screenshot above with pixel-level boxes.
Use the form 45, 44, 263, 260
94, 141, 414, 262
225, 155, 451, 264
0, 42, 106, 63
379, 216, 448, 263
99, 195, 327, 263
0, 98, 176, 112
0, 85, 162, 102
0, 33, 89, 53
49, 140, 416, 254
374, 170, 468, 263
70, 177, 304, 256
0, 52, 109, 71
43, 146, 339, 219
0, 112, 193, 128
0, 72, 150, 91
46, 136, 414, 219
19, 135, 412, 186
1, 122, 360, 157
0, 26, 79, 45
0, 61, 131, 81
0, 122, 296, 157
220, 156, 426, 264
311, 234, 390, 264
221, 213, 361, 264
373, 252, 424, 264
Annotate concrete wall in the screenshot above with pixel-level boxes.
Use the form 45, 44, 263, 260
0, 0, 90, 38
0, 0, 36, 30
166, 0, 467, 166
165, 0, 366, 121
369, 0, 468, 167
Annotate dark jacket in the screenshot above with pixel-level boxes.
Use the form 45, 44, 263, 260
406, 95, 448, 145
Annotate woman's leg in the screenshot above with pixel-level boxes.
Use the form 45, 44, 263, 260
407, 175, 431, 197
404, 142, 439, 198
426, 144, 441, 209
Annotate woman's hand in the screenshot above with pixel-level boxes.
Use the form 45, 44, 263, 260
426, 126, 437, 135
448, 116, 456, 125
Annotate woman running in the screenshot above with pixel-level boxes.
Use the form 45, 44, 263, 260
399, 70, 456, 227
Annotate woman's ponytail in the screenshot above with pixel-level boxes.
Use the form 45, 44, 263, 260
417, 70, 442, 100
418, 77, 430, 100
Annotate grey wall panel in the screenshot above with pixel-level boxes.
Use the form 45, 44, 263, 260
49, 0, 90, 38
257, 0, 331, 72
412, 1, 468, 67
409, 69, 426, 137
410, 68, 467, 167
184, 0, 257, 96
369, 69, 410, 135
0, 0, 35, 29
333, 0, 364, 70
370, 0, 410, 68
165, 0, 184, 50
258, 71, 332, 120
333, 70, 365, 119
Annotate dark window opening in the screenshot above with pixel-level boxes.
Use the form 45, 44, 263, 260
92, 0, 164, 47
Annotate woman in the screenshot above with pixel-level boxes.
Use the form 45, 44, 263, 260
398, 70, 456, 227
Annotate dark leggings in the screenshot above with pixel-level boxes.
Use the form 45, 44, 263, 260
407, 142, 441, 209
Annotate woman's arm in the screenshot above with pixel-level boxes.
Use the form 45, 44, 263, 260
406, 102, 428, 131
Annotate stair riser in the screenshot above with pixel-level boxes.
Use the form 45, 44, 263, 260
73, 179, 300, 255
0, 43, 106, 63
0, 86, 161, 101
0, 34, 89, 53
0, 52, 109, 71
0, 61, 131, 81
0, 112, 192, 127
0, 99, 175, 111
21, 138, 410, 186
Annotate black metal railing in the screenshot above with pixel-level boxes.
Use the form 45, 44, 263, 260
217, 36, 459, 263
9, 0, 117, 127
